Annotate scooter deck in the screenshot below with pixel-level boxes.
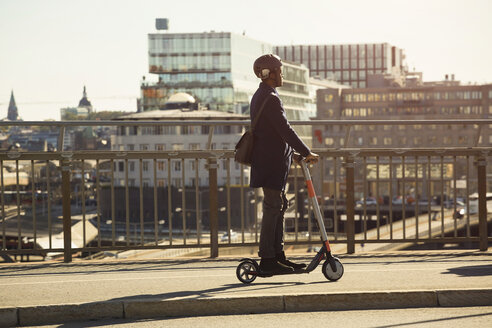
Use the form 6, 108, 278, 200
254, 268, 309, 277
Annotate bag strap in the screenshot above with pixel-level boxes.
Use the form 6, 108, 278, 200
251, 92, 276, 132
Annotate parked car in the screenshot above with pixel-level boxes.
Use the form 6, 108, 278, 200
392, 196, 414, 205
220, 230, 238, 242
356, 197, 378, 206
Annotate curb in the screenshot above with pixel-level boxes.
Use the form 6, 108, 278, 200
1, 288, 491, 327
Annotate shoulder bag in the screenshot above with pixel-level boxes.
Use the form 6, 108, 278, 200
234, 93, 274, 166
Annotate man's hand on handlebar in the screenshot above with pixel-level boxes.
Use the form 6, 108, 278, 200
305, 152, 319, 164
293, 152, 319, 164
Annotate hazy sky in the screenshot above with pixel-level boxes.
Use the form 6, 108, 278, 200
0, 0, 491, 121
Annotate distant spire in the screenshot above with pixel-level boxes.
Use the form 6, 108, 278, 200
78, 85, 92, 112
7, 90, 20, 121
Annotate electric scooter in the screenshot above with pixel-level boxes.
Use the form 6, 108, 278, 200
236, 157, 344, 284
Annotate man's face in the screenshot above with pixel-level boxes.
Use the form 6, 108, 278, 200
275, 67, 284, 87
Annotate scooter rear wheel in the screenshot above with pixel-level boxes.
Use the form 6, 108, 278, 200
236, 260, 258, 284
322, 257, 344, 281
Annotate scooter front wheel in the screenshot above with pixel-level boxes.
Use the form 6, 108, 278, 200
236, 260, 258, 284
322, 257, 344, 281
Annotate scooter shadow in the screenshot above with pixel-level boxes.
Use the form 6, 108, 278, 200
105, 280, 328, 304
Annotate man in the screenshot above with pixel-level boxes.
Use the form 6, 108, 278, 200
250, 54, 319, 274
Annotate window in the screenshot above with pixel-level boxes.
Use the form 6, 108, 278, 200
369, 137, 378, 146
157, 179, 167, 187
325, 94, 334, 102
413, 136, 422, 145
157, 161, 165, 171
172, 178, 182, 188
173, 160, 181, 171
142, 127, 153, 135
118, 161, 124, 172
155, 144, 165, 151
140, 144, 149, 151
129, 161, 135, 172
325, 138, 334, 145
189, 143, 200, 150
127, 144, 134, 151
458, 136, 468, 145
143, 161, 149, 172
383, 137, 392, 145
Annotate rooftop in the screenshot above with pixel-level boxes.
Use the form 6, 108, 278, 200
115, 109, 248, 120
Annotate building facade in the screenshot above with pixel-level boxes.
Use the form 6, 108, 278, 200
316, 82, 492, 149
112, 101, 249, 188
275, 43, 406, 88
313, 82, 492, 200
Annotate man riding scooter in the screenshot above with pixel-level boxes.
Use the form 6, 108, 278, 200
249, 54, 319, 275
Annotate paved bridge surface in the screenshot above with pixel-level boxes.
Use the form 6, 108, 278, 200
0, 249, 491, 326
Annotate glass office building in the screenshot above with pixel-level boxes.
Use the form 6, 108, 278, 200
144, 31, 271, 114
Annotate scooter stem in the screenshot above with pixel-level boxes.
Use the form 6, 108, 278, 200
300, 160, 331, 250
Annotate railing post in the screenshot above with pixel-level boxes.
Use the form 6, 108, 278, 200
477, 155, 488, 251
208, 157, 219, 257
345, 155, 356, 254
60, 156, 72, 263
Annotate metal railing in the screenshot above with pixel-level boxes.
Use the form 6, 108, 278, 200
0, 119, 491, 262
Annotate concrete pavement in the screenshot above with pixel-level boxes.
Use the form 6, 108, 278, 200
0, 249, 491, 326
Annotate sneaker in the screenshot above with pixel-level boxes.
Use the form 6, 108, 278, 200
276, 252, 306, 270
259, 258, 294, 274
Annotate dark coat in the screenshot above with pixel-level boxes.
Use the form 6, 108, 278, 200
249, 82, 310, 190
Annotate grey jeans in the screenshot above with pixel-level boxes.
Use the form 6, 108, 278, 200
258, 187, 288, 259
